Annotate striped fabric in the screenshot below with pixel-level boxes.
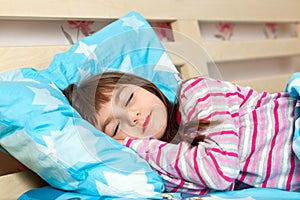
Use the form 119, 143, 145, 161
125, 77, 300, 194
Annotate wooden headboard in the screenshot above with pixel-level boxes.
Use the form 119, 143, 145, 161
0, 0, 299, 198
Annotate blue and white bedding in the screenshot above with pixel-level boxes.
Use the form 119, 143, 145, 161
18, 186, 300, 200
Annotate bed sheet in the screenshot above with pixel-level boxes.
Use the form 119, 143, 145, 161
18, 186, 300, 200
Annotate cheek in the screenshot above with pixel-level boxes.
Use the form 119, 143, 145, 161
118, 124, 141, 138
114, 131, 129, 140
147, 105, 168, 136
154, 122, 167, 140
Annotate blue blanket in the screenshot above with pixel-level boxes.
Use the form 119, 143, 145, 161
285, 72, 300, 160
19, 186, 300, 200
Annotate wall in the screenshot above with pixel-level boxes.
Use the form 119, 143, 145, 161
0, 19, 298, 82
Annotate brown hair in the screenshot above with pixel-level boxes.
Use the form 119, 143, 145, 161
63, 71, 207, 146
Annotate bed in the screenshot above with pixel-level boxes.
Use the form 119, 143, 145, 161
0, 0, 299, 199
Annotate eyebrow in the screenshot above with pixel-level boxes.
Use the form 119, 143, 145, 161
114, 85, 126, 105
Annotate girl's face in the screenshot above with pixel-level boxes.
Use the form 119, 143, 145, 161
95, 84, 168, 140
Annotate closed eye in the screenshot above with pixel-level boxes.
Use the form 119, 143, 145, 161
125, 93, 133, 107
112, 122, 120, 137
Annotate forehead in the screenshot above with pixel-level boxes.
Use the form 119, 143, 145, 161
112, 84, 139, 95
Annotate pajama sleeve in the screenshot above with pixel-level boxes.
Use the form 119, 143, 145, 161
125, 77, 244, 193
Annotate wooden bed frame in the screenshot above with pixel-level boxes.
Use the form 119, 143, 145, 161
1, 0, 299, 198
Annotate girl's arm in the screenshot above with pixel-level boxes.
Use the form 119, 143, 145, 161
125, 77, 244, 193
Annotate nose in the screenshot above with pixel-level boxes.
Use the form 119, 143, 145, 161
129, 110, 142, 126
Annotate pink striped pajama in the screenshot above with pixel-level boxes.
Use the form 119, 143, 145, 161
125, 77, 300, 194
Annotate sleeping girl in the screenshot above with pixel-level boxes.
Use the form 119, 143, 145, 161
63, 71, 300, 194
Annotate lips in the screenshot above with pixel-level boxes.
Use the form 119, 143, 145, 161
142, 113, 151, 133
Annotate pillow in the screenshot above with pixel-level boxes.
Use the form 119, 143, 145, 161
0, 11, 181, 198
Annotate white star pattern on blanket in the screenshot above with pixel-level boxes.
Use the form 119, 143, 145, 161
27, 86, 64, 111
75, 41, 98, 62
95, 169, 156, 197
0, 69, 40, 83
154, 52, 178, 73
40, 133, 59, 162
121, 15, 145, 33
49, 82, 59, 90
119, 55, 133, 73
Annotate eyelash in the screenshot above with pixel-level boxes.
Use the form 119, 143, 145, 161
125, 93, 133, 107
112, 122, 120, 137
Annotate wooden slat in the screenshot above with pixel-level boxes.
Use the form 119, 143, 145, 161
0, 44, 188, 74
1, 41, 297, 79
0, 0, 300, 22
170, 20, 208, 77
234, 73, 292, 93
0, 151, 27, 176
0, 45, 69, 73
203, 38, 300, 62
0, 170, 47, 199
163, 41, 210, 77
297, 23, 300, 37
171, 20, 202, 44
